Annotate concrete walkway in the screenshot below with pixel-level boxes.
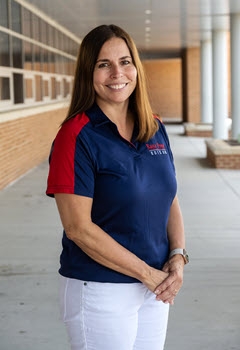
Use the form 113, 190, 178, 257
0, 125, 240, 350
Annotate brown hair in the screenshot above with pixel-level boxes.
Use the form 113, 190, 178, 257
63, 24, 158, 142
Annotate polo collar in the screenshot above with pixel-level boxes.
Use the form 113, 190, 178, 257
85, 103, 111, 127
85, 103, 139, 145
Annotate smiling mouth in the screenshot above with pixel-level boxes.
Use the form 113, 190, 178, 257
107, 83, 127, 90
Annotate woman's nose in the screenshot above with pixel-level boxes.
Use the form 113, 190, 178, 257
110, 64, 123, 78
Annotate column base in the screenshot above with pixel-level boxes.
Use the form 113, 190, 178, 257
184, 123, 213, 137
206, 139, 240, 169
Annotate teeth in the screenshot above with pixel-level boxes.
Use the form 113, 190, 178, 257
108, 83, 126, 90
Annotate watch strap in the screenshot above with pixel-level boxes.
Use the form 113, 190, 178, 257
169, 248, 189, 264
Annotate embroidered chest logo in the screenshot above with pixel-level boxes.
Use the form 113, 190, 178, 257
146, 143, 167, 155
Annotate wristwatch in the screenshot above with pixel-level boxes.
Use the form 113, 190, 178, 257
169, 248, 189, 264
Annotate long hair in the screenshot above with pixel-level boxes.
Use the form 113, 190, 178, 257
63, 24, 158, 142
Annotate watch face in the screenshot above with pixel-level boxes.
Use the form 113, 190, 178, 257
183, 249, 189, 263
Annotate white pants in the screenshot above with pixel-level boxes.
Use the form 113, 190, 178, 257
59, 276, 169, 350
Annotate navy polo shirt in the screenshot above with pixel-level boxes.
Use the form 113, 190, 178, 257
46, 104, 177, 283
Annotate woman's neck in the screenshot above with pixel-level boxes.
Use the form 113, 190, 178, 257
96, 101, 134, 141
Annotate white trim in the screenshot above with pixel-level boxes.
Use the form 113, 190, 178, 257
0, 25, 77, 61
0, 101, 69, 123
1, 66, 73, 80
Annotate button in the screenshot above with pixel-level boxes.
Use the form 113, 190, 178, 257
84, 282, 87, 286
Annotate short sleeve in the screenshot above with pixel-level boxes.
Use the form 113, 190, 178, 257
46, 114, 95, 198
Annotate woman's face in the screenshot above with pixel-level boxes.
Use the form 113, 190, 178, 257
93, 37, 137, 107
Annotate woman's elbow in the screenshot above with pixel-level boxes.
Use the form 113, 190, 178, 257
64, 223, 84, 242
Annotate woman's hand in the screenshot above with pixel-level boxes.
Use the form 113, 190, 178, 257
153, 255, 184, 304
141, 267, 169, 294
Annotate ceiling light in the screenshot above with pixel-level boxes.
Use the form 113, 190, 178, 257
145, 10, 152, 15
145, 27, 151, 32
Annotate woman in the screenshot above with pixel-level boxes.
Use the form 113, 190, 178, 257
46, 24, 188, 350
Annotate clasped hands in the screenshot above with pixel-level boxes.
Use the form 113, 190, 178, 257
146, 255, 184, 305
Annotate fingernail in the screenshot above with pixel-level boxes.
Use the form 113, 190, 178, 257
154, 289, 160, 295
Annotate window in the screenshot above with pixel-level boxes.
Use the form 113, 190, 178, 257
0, 0, 78, 111
0, 32, 10, 66
11, 0, 22, 33
42, 49, 49, 72
12, 37, 23, 68
13, 73, 24, 104
23, 41, 33, 70
0, 0, 9, 28
40, 19, 48, 45
0, 76, 10, 100
22, 8, 32, 38
32, 14, 40, 41
33, 44, 42, 71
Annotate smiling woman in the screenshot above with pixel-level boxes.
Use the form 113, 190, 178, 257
93, 37, 137, 137
46, 24, 187, 350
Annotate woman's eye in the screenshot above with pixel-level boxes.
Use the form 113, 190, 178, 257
98, 62, 109, 68
121, 60, 131, 65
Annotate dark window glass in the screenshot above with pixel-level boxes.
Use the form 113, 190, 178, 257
23, 41, 33, 70
48, 25, 54, 47
63, 56, 68, 75
12, 37, 23, 68
11, 0, 21, 33
42, 49, 49, 72
62, 34, 69, 53
58, 32, 63, 51
22, 8, 32, 37
0, 0, 9, 28
49, 52, 55, 73
41, 19, 48, 44
32, 14, 40, 41
0, 32, 10, 66
0, 77, 10, 100
69, 39, 79, 56
33, 44, 42, 71
13, 73, 24, 103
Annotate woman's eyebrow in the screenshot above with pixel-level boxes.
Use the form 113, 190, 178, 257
96, 55, 132, 63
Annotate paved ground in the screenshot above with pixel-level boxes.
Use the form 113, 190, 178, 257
0, 125, 240, 350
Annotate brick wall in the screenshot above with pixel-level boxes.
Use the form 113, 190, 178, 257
143, 59, 182, 120
182, 47, 201, 123
207, 147, 240, 169
0, 107, 68, 190
206, 139, 240, 169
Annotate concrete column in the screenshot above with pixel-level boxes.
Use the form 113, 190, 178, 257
200, 40, 213, 123
230, 14, 240, 140
212, 30, 228, 139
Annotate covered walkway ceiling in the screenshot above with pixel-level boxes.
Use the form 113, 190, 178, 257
27, 0, 240, 57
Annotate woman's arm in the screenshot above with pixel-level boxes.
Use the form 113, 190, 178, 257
154, 195, 186, 303
166, 195, 185, 251
54, 193, 168, 293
